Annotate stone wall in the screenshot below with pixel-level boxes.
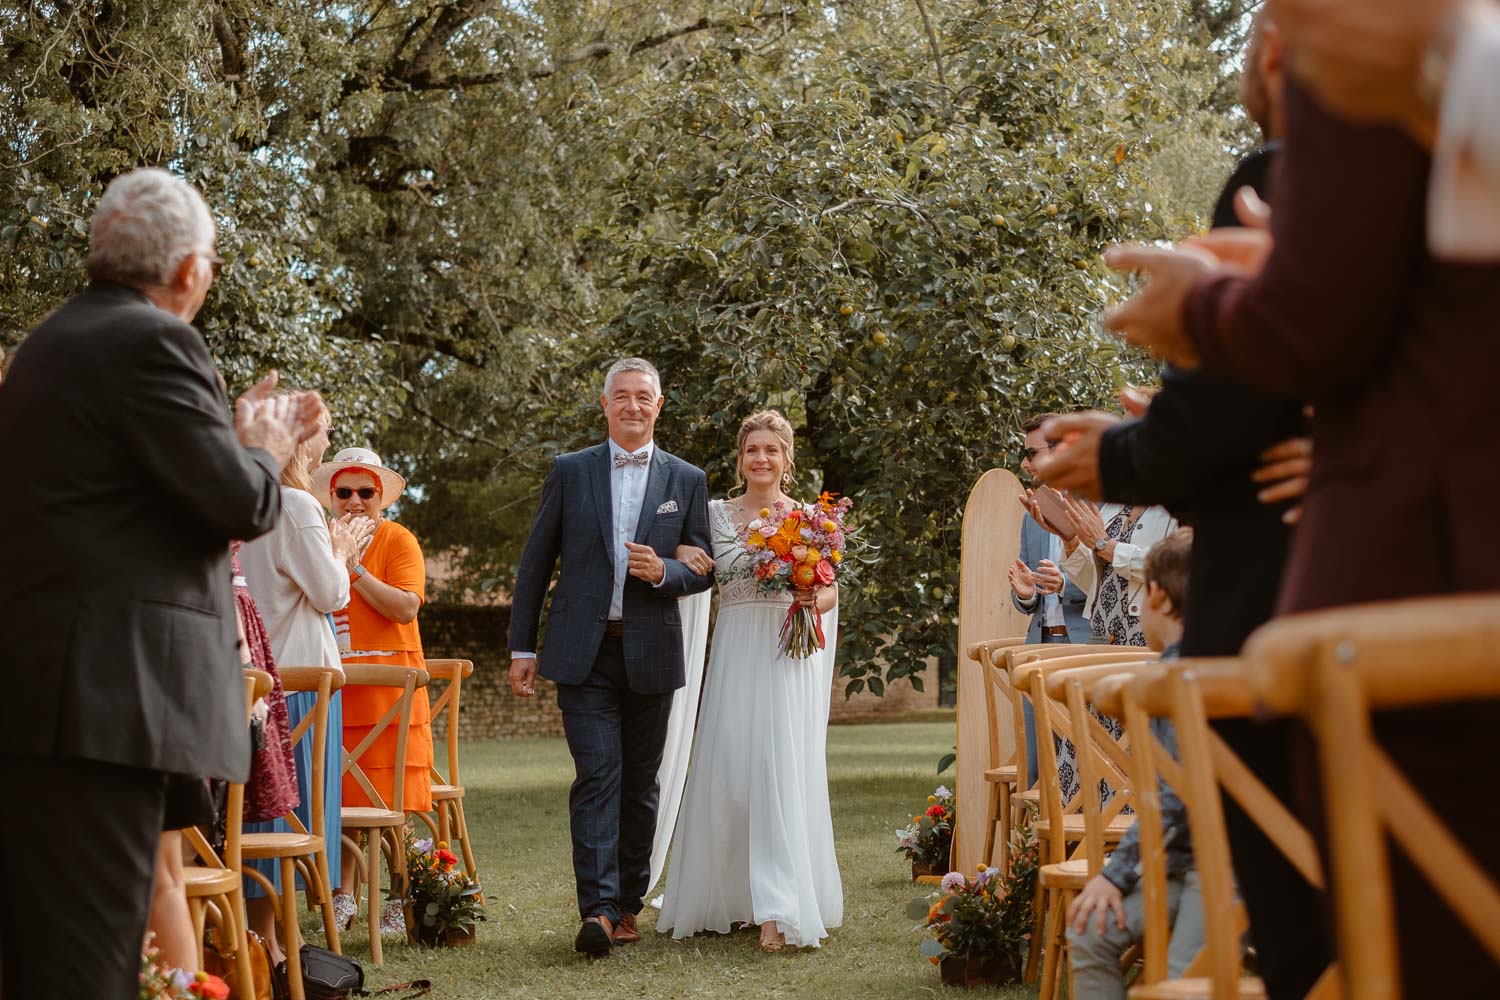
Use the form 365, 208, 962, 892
420, 603, 946, 741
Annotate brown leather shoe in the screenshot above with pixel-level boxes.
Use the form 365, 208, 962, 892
612, 912, 641, 944
575, 915, 614, 955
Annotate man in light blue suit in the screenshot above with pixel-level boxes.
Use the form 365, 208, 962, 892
1009, 413, 1093, 783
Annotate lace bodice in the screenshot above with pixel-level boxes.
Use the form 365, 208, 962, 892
710, 499, 793, 610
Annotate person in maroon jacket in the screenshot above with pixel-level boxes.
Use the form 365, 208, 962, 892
1101, 72, 1500, 999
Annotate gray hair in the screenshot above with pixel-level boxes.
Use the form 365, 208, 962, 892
603, 357, 662, 398
85, 168, 216, 288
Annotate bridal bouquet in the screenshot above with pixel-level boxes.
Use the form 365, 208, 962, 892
737, 492, 855, 659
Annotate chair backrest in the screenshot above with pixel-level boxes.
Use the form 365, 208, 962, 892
1125, 660, 1331, 1000
274, 666, 346, 839
1246, 594, 1500, 1000
1052, 663, 1147, 873
424, 658, 475, 788
183, 670, 272, 873
341, 664, 430, 814
968, 638, 1029, 773
1020, 652, 1152, 865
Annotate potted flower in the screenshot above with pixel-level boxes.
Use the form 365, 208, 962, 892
401, 835, 486, 947
907, 829, 1039, 988
896, 785, 954, 882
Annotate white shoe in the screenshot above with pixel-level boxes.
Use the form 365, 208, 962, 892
379, 898, 406, 936
331, 891, 357, 931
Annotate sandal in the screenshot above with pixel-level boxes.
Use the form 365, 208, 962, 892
758, 922, 785, 953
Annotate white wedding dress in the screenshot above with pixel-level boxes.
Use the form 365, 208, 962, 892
655, 499, 844, 947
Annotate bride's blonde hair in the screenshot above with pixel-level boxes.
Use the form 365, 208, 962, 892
731, 409, 796, 496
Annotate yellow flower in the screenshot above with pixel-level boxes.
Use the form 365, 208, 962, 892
976, 864, 986, 874
822, 519, 837, 532
759, 508, 771, 519
831, 551, 843, 564
747, 532, 766, 549
437, 841, 449, 850
804, 547, 822, 564
927, 795, 937, 804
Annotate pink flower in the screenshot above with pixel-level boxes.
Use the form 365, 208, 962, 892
814, 560, 837, 586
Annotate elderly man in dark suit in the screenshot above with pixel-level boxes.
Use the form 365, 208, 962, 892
508, 357, 714, 955
0, 167, 322, 998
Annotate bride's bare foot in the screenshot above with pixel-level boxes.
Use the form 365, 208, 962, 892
759, 921, 785, 953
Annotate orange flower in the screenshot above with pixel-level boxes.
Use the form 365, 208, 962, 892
747, 532, 766, 549
768, 534, 793, 560
791, 563, 816, 588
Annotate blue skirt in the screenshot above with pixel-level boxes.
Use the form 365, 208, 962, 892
245, 689, 342, 897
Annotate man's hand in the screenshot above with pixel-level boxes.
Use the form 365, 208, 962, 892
234, 370, 327, 470
624, 541, 665, 584
1034, 559, 1065, 596
508, 654, 537, 697
1035, 411, 1121, 501
1008, 558, 1038, 602
674, 544, 714, 576
1268, 0, 1458, 142
1119, 385, 1158, 418
1068, 874, 1127, 937
1254, 436, 1314, 524
1102, 243, 1219, 369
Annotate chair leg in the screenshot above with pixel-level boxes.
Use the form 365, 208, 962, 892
1038, 888, 1067, 1000
982, 783, 1000, 869
997, 782, 1013, 878
1024, 865, 1047, 983
279, 859, 306, 1000
229, 888, 254, 998
315, 848, 342, 955
367, 828, 384, 966
452, 798, 480, 891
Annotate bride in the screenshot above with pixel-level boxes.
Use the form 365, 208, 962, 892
655, 409, 844, 951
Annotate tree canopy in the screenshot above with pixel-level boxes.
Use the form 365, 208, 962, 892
1, 0, 1253, 693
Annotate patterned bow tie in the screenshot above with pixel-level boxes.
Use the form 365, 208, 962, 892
614, 450, 650, 468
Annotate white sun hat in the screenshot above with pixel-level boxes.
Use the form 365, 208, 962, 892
310, 447, 407, 510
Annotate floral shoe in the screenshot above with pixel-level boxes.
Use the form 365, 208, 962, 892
379, 898, 407, 936
331, 891, 357, 932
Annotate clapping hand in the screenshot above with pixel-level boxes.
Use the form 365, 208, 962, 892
1254, 436, 1313, 524
1008, 559, 1038, 601
234, 370, 327, 469
674, 544, 714, 576
1033, 559, 1065, 596
1101, 243, 1218, 369
1035, 411, 1121, 501
1064, 496, 1108, 553
331, 514, 377, 571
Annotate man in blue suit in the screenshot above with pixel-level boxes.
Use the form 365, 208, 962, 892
508, 357, 714, 955
1009, 413, 1093, 783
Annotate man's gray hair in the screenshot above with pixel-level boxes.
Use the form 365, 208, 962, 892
85, 168, 216, 288
603, 357, 662, 398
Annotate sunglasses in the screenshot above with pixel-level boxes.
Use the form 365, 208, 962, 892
334, 487, 379, 500
1021, 441, 1061, 461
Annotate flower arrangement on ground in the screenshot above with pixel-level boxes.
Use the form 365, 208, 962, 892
906, 829, 1040, 987
139, 940, 230, 999
896, 785, 954, 878
402, 834, 486, 947
735, 491, 856, 658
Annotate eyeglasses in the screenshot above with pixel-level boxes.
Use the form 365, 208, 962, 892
335, 487, 379, 500
1021, 441, 1061, 461
204, 251, 225, 279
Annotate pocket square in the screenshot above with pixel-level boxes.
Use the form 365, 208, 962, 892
656, 499, 679, 514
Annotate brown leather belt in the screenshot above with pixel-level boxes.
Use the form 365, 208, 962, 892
604, 620, 624, 638
1042, 625, 1069, 637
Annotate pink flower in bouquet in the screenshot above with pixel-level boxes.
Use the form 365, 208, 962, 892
940, 871, 968, 893
814, 560, 837, 586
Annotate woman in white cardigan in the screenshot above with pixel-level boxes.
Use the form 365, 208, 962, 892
1057, 496, 1178, 647
239, 413, 372, 961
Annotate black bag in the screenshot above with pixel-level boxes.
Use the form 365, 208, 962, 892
273, 946, 430, 1000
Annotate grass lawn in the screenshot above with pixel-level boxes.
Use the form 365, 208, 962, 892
326, 718, 1035, 999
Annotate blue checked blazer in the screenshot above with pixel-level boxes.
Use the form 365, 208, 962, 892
1011, 513, 1093, 643
508, 442, 714, 693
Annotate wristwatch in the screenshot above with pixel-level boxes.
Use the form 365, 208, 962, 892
1093, 537, 1109, 553
353, 563, 368, 578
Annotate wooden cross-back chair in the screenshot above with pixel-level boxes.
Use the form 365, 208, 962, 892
1097, 660, 1339, 1000
181, 669, 270, 993
1028, 658, 1155, 1000
240, 666, 345, 1000
340, 663, 429, 966
1246, 594, 1500, 1000
414, 658, 480, 889
964, 636, 1033, 873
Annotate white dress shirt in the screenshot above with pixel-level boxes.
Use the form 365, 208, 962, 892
608, 437, 655, 620
1042, 532, 1066, 629
1428, 2, 1500, 260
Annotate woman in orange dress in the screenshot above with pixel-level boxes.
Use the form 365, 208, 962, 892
312, 447, 434, 933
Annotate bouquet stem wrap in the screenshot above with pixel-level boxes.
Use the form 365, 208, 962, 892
779, 602, 826, 659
